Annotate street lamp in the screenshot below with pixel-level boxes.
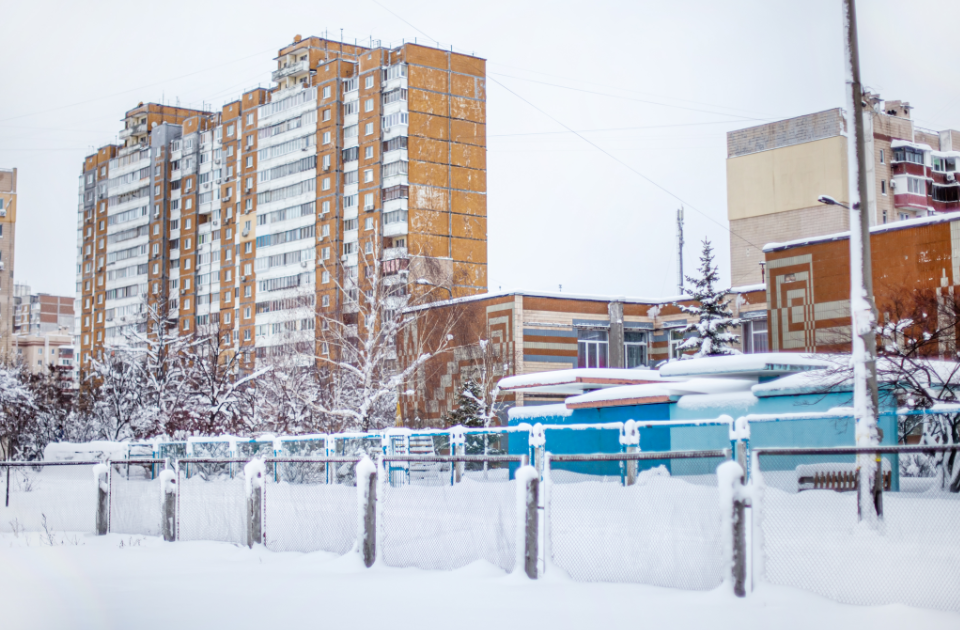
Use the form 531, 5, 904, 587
817, 195, 848, 209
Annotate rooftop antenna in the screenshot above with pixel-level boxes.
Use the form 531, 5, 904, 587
677, 207, 685, 295
559, 284, 562, 292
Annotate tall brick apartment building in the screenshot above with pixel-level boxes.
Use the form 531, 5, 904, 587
77, 37, 486, 371
726, 95, 960, 287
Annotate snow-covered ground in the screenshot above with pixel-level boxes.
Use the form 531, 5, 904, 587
0, 533, 956, 630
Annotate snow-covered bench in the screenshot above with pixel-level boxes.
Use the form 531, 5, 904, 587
797, 460, 891, 492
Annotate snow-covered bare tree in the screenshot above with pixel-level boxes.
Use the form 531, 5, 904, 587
310, 231, 458, 432
0, 364, 38, 459
873, 287, 960, 491
120, 297, 195, 436
676, 238, 741, 357
181, 319, 269, 436
82, 348, 155, 441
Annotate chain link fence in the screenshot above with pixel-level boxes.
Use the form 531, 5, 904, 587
547, 450, 729, 588
108, 459, 166, 537
177, 458, 248, 545
0, 461, 99, 535
263, 458, 360, 554
379, 455, 523, 572
755, 445, 960, 612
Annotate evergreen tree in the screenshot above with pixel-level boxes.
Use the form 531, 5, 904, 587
443, 379, 486, 427
676, 239, 741, 358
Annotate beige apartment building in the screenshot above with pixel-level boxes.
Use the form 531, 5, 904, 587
77, 36, 486, 371
0, 168, 16, 359
726, 96, 960, 286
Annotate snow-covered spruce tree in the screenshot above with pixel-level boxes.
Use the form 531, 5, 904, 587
443, 379, 486, 427
676, 238, 741, 358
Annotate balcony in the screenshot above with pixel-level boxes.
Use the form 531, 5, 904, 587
272, 60, 310, 83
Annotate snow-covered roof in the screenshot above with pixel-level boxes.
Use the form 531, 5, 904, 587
497, 368, 674, 395
507, 403, 573, 420
659, 353, 830, 379
565, 377, 756, 410
729, 283, 766, 294
565, 383, 674, 409
751, 369, 850, 397
763, 211, 960, 253
890, 139, 933, 152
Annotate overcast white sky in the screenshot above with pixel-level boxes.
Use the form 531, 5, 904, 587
2, 0, 959, 299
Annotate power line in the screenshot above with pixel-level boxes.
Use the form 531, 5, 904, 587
487, 119, 755, 138
485, 77, 762, 251
490, 72, 767, 122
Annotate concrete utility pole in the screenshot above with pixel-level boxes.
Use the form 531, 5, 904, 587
677, 207, 685, 294
843, 0, 883, 520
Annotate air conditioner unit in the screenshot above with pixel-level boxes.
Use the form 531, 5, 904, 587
215, 178, 222, 184
215, 158, 220, 164
240, 276, 246, 281
341, 255, 349, 262
947, 173, 957, 183
890, 180, 897, 189
364, 204, 375, 211
300, 261, 308, 268
213, 220, 219, 226
153, 212, 160, 219
181, 290, 186, 295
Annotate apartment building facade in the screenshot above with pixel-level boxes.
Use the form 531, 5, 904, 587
0, 168, 16, 359
726, 96, 960, 286
77, 37, 487, 371
14, 284, 75, 336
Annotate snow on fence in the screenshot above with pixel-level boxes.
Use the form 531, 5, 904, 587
546, 450, 729, 589
379, 455, 524, 572
754, 445, 960, 613
0, 461, 99, 535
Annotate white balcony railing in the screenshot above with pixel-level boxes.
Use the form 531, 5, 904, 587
272, 60, 310, 83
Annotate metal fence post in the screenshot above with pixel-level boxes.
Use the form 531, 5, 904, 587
362, 464, 377, 567
246, 463, 263, 548
524, 472, 539, 579
160, 468, 177, 542
95, 464, 109, 536
451, 426, 465, 484
530, 423, 546, 478
620, 420, 639, 486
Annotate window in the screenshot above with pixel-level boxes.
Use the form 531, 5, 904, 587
624, 330, 647, 368
365, 146, 374, 160
321, 200, 331, 214
364, 169, 373, 183
365, 98, 374, 113
244, 285, 252, 298
879, 149, 885, 164
365, 122, 373, 136
881, 179, 887, 195
364, 192, 374, 210
322, 224, 330, 237
227, 124, 234, 137
907, 177, 925, 195
899, 212, 911, 221
245, 242, 252, 254
577, 329, 608, 368
323, 131, 331, 145
669, 328, 686, 359
321, 247, 330, 260
364, 241, 373, 254
244, 307, 251, 319
247, 113, 254, 126
246, 156, 253, 169
224, 311, 232, 324
364, 217, 373, 231
322, 154, 331, 170
322, 271, 330, 283
322, 177, 331, 191
742, 318, 768, 354
322, 295, 330, 307
323, 86, 331, 99
224, 290, 231, 303
323, 109, 331, 122
365, 76, 374, 89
